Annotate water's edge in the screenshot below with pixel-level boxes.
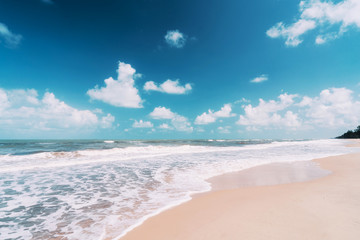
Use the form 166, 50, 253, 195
0, 139, 358, 240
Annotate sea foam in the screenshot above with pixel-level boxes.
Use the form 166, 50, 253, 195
0, 139, 358, 239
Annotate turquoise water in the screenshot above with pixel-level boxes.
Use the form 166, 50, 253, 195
0, 139, 357, 239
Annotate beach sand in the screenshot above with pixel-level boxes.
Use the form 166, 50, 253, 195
121, 141, 360, 240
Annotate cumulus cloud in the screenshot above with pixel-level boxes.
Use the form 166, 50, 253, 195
158, 123, 173, 130
195, 112, 216, 125
0, 88, 115, 136
234, 98, 251, 104
218, 126, 231, 134
195, 104, 235, 125
237, 93, 301, 128
267, 19, 316, 46
171, 115, 193, 132
267, 0, 360, 46
0, 89, 11, 111
149, 106, 175, 119
0, 22, 22, 48
250, 74, 269, 83
101, 114, 115, 128
149, 106, 193, 132
87, 61, 143, 108
299, 87, 360, 127
237, 87, 360, 131
132, 120, 154, 128
144, 79, 192, 94
165, 30, 187, 48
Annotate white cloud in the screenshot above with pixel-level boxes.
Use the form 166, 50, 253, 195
0, 88, 115, 135
267, 19, 316, 46
315, 35, 326, 44
165, 30, 187, 48
250, 74, 269, 83
158, 123, 173, 130
149, 106, 176, 119
144, 79, 192, 94
0, 89, 10, 111
6, 89, 40, 106
300, 87, 360, 127
87, 61, 143, 108
149, 106, 193, 132
171, 114, 193, 132
195, 112, 216, 125
267, 0, 360, 46
298, 96, 313, 107
245, 126, 260, 132
237, 87, 360, 131
234, 98, 251, 104
195, 127, 205, 132
218, 126, 231, 134
132, 120, 154, 128
315, 32, 340, 44
237, 93, 300, 128
101, 114, 115, 129
213, 104, 234, 118
143, 81, 157, 91
195, 104, 235, 125
0, 22, 22, 48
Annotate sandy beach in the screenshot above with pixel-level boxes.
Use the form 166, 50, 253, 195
122, 141, 360, 240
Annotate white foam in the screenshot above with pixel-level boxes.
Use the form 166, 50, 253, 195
110, 196, 193, 240
1, 139, 358, 240
0, 139, 353, 173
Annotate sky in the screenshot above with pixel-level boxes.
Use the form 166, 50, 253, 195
0, 0, 360, 139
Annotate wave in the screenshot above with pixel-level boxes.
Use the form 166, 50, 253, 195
1, 139, 358, 240
0, 139, 351, 173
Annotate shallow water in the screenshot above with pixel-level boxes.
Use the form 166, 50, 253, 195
209, 161, 331, 191
0, 139, 358, 239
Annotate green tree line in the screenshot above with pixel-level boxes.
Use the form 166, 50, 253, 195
336, 126, 360, 139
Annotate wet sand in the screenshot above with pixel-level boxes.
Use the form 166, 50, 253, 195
121, 141, 360, 240
208, 160, 330, 191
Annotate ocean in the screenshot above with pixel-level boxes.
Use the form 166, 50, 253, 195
0, 139, 358, 239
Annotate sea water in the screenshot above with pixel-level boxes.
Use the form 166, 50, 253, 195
0, 139, 358, 239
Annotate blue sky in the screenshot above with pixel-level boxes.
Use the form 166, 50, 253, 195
0, 0, 360, 139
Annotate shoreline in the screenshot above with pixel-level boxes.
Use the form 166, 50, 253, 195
120, 140, 360, 240
207, 160, 331, 192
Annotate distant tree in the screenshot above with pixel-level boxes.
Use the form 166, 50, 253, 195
356, 126, 360, 134
336, 125, 360, 139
